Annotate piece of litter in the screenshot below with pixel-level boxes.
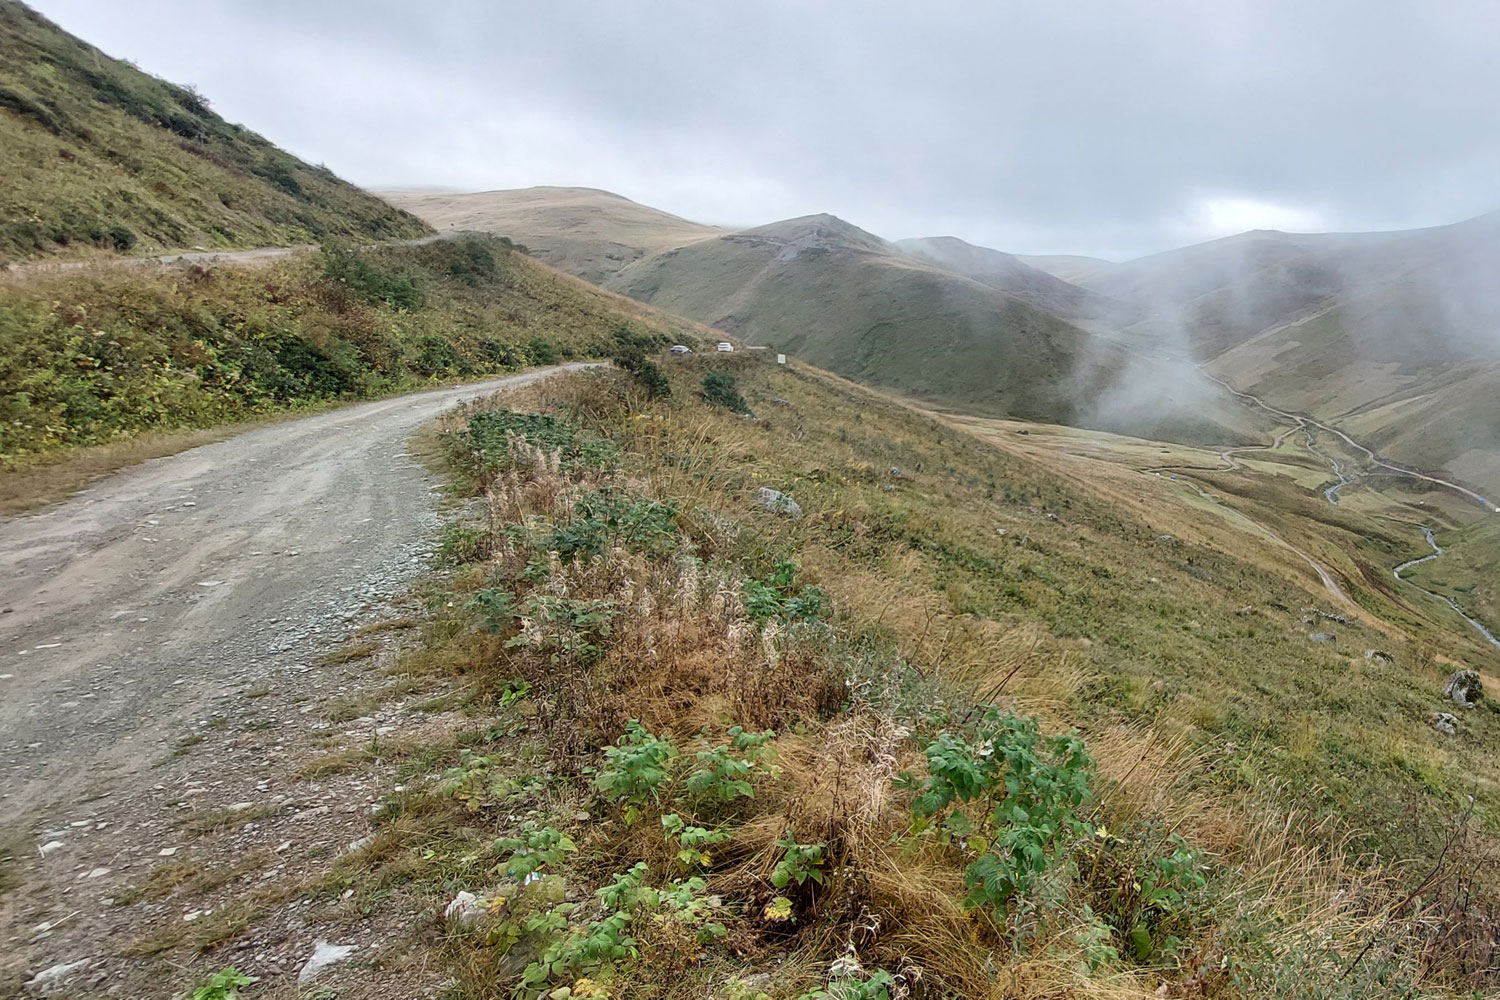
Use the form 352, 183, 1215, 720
158, 847, 179, 857
298, 940, 356, 983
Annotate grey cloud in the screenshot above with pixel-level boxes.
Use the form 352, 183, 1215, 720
30, 0, 1500, 257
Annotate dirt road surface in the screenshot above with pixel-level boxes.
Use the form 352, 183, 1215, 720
0, 366, 589, 996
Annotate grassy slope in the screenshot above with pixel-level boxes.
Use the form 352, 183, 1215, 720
307, 356, 1495, 999
0, 0, 429, 263
0, 235, 710, 471
605, 215, 1130, 424
383, 186, 722, 284
896, 235, 1113, 321
1092, 216, 1500, 491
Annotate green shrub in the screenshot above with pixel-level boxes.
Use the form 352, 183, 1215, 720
702, 370, 750, 413
320, 242, 423, 310
188, 967, 257, 1000
907, 709, 1094, 919
742, 561, 829, 625
595, 720, 680, 822
106, 224, 136, 251
528, 337, 558, 365
633, 359, 671, 399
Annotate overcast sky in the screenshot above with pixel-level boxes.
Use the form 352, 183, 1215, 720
30, 0, 1500, 259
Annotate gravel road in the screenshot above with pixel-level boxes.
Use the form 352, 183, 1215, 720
0, 366, 586, 822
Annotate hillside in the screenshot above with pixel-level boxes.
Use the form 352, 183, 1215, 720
605, 214, 1128, 423
0, 233, 707, 475
382, 185, 721, 284
1086, 212, 1500, 489
1018, 252, 1119, 286
274, 355, 1498, 999
0, 1, 428, 263
896, 235, 1113, 321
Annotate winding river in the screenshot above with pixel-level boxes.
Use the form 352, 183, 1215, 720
1196, 366, 1500, 651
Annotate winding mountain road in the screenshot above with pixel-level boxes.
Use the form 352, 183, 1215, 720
0, 366, 586, 822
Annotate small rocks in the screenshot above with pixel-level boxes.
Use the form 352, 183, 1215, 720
347, 834, 374, 853
1364, 649, 1393, 663
1432, 712, 1459, 735
298, 940, 357, 983
755, 487, 802, 519
1308, 632, 1337, 644
1444, 669, 1483, 706
158, 847, 179, 857
37, 840, 65, 856
24, 958, 92, 994
444, 890, 485, 926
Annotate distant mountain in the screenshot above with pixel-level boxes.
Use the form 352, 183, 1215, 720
605, 213, 1267, 439
1085, 213, 1500, 487
0, 1, 428, 263
382, 186, 722, 284
1017, 253, 1119, 287
896, 236, 1113, 321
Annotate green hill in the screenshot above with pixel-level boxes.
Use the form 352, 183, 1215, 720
0, 234, 708, 472
0, 0, 429, 263
382, 185, 721, 284
1064, 213, 1500, 490
897, 235, 1113, 321
604, 213, 1125, 423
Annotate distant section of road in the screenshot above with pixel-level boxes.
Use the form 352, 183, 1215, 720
0, 232, 455, 278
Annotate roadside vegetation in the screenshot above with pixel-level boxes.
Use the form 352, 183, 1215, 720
0, 235, 704, 472
309, 356, 1499, 998
0, 1, 429, 262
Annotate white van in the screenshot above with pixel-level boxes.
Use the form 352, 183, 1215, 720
716, 342, 734, 352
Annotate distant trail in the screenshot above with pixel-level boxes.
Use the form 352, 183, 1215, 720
1190, 364, 1500, 649
0, 232, 455, 279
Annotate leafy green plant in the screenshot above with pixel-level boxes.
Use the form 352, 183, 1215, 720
435, 749, 516, 813
321, 241, 424, 310
907, 709, 1094, 919
438, 524, 490, 565
507, 594, 618, 666
661, 813, 731, 868
683, 726, 778, 805
466, 409, 620, 476
495, 823, 578, 880
796, 968, 894, 1000
1076, 827, 1207, 963
742, 562, 828, 625
633, 359, 671, 400
187, 967, 256, 1000
771, 833, 827, 889
466, 586, 516, 632
702, 370, 751, 414
595, 721, 680, 823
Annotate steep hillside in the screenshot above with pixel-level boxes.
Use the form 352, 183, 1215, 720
0, 1, 428, 263
382, 185, 721, 283
604, 213, 1119, 423
306, 356, 1499, 999
1018, 252, 1119, 286
0, 234, 707, 471
1083, 213, 1500, 489
896, 235, 1113, 321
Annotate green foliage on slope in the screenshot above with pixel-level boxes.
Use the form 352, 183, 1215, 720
0, 0, 429, 262
0, 235, 699, 465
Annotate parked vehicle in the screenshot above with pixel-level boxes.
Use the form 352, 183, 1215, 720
716, 342, 734, 352
669, 344, 692, 355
